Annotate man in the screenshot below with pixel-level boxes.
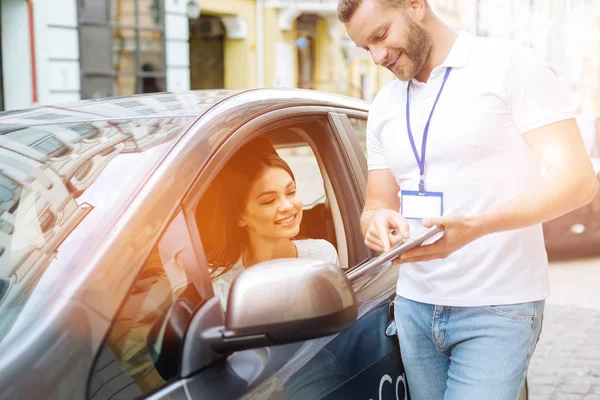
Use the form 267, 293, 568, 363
338, 0, 598, 399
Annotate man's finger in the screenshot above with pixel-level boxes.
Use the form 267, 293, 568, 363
365, 229, 387, 252
390, 213, 410, 238
374, 219, 391, 251
389, 229, 404, 247
364, 234, 385, 253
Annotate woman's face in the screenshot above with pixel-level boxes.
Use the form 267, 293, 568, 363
239, 166, 303, 241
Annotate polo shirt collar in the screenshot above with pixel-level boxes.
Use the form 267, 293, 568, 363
440, 30, 473, 69
410, 30, 473, 85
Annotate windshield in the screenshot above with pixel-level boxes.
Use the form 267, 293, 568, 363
0, 115, 197, 346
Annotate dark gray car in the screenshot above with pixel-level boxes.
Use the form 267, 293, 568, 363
0, 89, 528, 400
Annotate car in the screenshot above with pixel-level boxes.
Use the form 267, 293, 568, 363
541, 114, 600, 259
0, 89, 528, 400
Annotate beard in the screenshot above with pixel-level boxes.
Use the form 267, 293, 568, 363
387, 16, 432, 81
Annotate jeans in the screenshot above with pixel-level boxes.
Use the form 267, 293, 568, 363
394, 295, 544, 400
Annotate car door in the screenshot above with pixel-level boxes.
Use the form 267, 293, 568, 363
86, 104, 407, 400
177, 106, 408, 400
323, 111, 409, 399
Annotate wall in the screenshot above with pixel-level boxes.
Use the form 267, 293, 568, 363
263, 8, 298, 88
1, 0, 80, 110
165, 0, 191, 92
34, 0, 80, 105
1, 0, 33, 110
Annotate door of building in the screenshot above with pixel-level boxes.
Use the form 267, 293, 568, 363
296, 14, 319, 90
189, 15, 225, 90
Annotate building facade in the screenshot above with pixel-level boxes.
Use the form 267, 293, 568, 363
429, 0, 600, 113
0, 0, 397, 112
1, 0, 82, 110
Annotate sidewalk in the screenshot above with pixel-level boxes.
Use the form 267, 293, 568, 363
527, 257, 600, 400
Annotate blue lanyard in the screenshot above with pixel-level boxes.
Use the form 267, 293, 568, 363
405, 67, 452, 194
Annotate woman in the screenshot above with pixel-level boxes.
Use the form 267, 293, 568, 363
199, 137, 338, 310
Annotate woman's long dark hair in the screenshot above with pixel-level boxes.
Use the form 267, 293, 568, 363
197, 138, 296, 277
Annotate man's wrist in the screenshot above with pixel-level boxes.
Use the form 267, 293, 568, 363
471, 213, 494, 237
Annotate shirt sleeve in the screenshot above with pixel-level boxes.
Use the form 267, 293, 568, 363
506, 43, 575, 135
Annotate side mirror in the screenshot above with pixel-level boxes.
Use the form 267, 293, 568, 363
203, 258, 357, 354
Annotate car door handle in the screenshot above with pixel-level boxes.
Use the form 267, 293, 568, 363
385, 300, 397, 337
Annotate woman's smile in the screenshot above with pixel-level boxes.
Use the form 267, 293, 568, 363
275, 213, 297, 226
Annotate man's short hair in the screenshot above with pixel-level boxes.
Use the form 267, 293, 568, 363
337, 0, 428, 23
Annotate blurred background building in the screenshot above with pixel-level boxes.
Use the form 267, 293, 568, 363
0, 0, 599, 112
0, 0, 393, 110
432, 0, 600, 113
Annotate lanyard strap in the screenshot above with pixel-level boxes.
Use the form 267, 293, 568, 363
405, 67, 452, 194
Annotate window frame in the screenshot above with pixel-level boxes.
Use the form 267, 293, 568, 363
182, 106, 371, 281
77, 0, 167, 98
328, 112, 368, 200
175, 107, 374, 399
346, 114, 368, 156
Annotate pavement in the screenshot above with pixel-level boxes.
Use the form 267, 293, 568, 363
527, 256, 600, 400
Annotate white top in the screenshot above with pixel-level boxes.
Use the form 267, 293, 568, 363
367, 31, 574, 306
212, 239, 339, 310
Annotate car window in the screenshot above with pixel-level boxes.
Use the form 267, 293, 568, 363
347, 117, 367, 156
276, 145, 326, 210
87, 221, 202, 399
197, 135, 340, 313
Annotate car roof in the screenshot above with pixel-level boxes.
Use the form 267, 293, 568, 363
0, 90, 239, 123
0, 88, 368, 166
0, 88, 368, 125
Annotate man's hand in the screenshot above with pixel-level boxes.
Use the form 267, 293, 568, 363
364, 209, 411, 253
394, 215, 485, 264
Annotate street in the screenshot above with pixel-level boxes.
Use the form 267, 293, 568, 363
528, 256, 600, 400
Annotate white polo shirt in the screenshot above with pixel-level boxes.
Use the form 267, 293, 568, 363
367, 31, 574, 306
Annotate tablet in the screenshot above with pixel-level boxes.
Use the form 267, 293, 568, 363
347, 225, 444, 282
374, 225, 444, 265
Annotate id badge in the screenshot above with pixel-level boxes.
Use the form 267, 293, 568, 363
400, 190, 444, 220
